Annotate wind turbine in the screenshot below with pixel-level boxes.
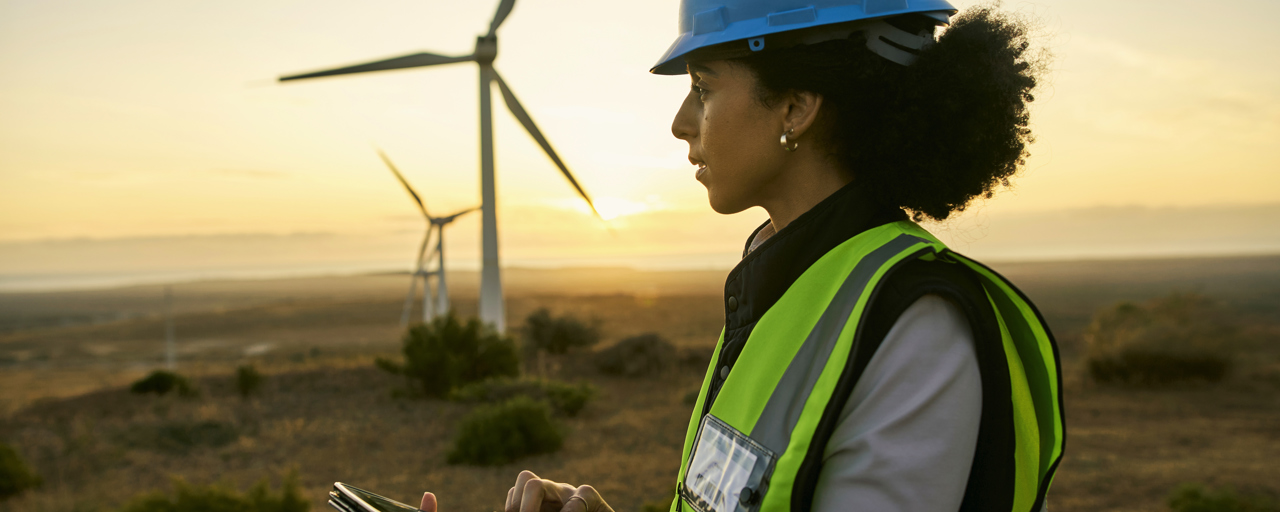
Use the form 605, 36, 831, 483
278, 0, 601, 333
378, 150, 476, 328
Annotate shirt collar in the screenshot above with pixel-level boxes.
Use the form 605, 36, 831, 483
723, 183, 907, 331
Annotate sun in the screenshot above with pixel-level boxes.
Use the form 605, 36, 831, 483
592, 197, 653, 221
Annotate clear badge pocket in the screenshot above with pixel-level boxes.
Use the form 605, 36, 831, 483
680, 415, 777, 512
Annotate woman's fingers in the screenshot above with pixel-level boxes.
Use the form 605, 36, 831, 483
563, 486, 611, 512
420, 492, 437, 512
518, 478, 551, 512
518, 478, 574, 512
507, 471, 540, 512
506, 472, 611, 512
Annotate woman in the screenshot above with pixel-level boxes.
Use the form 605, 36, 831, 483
427, 2, 1064, 512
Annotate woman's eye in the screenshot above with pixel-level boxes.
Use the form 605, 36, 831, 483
691, 84, 707, 100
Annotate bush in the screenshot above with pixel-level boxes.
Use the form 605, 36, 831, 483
447, 397, 563, 465
522, 308, 600, 355
377, 312, 520, 398
594, 333, 675, 377
451, 377, 595, 417
0, 442, 41, 500
130, 370, 198, 397
679, 346, 713, 370
1089, 350, 1229, 386
682, 389, 700, 406
1168, 483, 1279, 512
1086, 293, 1238, 386
117, 470, 308, 512
237, 364, 264, 399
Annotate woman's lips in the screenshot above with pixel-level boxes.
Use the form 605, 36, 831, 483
695, 165, 708, 180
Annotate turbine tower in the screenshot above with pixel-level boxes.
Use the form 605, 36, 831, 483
378, 150, 477, 328
279, 0, 600, 333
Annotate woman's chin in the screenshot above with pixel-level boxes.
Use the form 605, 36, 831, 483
706, 192, 750, 215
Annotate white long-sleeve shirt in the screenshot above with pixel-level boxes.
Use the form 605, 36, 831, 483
812, 294, 982, 512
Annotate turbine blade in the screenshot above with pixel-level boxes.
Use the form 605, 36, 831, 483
280, 52, 474, 81
441, 206, 481, 223
487, 0, 516, 37
491, 70, 602, 220
376, 149, 430, 218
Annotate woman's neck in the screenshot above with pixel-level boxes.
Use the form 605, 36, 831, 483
760, 154, 853, 232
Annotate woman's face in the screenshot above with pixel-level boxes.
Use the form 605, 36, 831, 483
671, 60, 790, 215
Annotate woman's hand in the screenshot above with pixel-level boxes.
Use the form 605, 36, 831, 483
505, 470, 613, 512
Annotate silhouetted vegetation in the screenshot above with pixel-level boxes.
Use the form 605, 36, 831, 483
451, 377, 595, 417
522, 308, 601, 356
0, 442, 41, 500
376, 312, 520, 397
447, 396, 563, 465
236, 364, 264, 399
130, 370, 198, 397
1168, 483, 1279, 512
683, 389, 700, 406
1086, 293, 1239, 385
116, 470, 307, 512
594, 333, 675, 377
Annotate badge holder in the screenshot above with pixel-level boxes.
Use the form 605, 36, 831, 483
680, 415, 777, 512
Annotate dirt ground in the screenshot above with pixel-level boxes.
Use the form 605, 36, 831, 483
2, 257, 1279, 512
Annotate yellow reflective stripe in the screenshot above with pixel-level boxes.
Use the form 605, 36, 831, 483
757, 236, 936, 512
675, 328, 726, 508
751, 235, 931, 453
710, 227, 914, 435
959, 257, 1065, 476
987, 287, 1040, 512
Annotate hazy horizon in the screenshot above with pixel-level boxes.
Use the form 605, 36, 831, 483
4, 201, 1278, 292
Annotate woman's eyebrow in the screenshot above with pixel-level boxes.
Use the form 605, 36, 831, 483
687, 62, 718, 77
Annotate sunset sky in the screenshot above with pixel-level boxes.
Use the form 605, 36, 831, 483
1, 0, 1277, 286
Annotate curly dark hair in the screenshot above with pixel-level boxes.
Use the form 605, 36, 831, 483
734, 4, 1045, 221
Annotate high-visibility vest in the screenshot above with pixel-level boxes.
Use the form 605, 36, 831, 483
673, 220, 1065, 512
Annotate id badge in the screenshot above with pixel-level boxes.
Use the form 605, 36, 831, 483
681, 415, 777, 512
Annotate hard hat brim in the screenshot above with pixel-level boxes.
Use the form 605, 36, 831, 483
650, 1, 956, 75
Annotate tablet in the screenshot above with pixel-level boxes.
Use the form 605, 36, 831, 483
329, 482, 423, 512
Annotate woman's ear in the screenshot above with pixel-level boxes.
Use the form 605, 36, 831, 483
782, 90, 824, 139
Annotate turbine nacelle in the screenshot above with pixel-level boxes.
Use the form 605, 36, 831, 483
474, 36, 498, 65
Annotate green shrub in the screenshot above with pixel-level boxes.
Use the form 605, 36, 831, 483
117, 470, 308, 512
1168, 483, 1279, 512
451, 377, 595, 417
447, 397, 563, 465
594, 333, 675, 377
522, 308, 600, 355
130, 370, 198, 397
1086, 293, 1238, 386
682, 389, 700, 406
377, 312, 520, 398
236, 364, 264, 399
0, 442, 42, 500
1089, 350, 1229, 385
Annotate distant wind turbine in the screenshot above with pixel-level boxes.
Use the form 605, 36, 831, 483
378, 150, 477, 328
278, 0, 601, 333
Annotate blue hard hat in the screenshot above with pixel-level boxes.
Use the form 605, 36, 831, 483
651, 0, 958, 74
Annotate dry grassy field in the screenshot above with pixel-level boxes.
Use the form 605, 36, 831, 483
2, 256, 1279, 512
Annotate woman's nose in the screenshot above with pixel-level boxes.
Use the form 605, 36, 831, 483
671, 92, 699, 141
